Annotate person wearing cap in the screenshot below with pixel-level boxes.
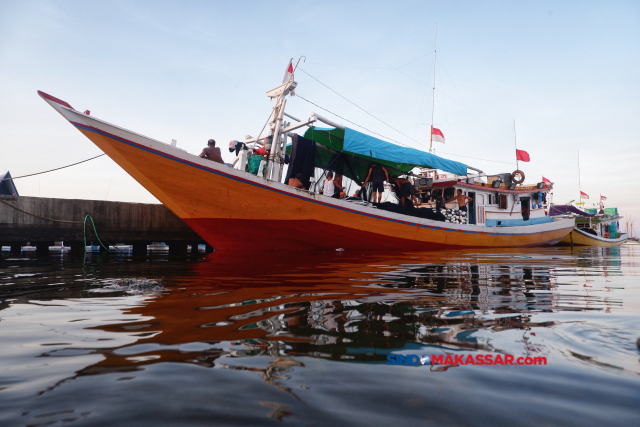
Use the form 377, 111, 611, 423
199, 139, 224, 164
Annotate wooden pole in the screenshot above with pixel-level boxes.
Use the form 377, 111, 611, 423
429, 24, 437, 153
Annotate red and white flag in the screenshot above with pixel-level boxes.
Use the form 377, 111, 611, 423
516, 149, 530, 162
282, 59, 294, 84
580, 191, 589, 199
542, 176, 551, 183
431, 127, 445, 144
600, 195, 607, 201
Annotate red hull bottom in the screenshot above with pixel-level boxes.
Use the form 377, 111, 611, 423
183, 218, 564, 251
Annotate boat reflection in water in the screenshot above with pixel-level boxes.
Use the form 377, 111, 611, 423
6, 246, 638, 426
70, 248, 624, 373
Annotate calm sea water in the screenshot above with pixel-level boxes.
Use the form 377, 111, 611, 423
1, 246, 639, 426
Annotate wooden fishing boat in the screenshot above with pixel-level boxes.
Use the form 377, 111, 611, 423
551, 205, 629, 247
38, 67, 573, 251
560, 227, 628, 247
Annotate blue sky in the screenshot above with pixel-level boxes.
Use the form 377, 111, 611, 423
1, 1, 639, 232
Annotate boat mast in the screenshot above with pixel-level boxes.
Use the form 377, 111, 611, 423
578, 150, 581, 204
514, 120, 518, 170
429, 24, 437, 153
264, 60, 297, 181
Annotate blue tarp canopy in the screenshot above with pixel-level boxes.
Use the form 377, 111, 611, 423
343, 128, 467, 176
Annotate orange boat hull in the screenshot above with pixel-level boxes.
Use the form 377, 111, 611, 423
39, 91, 574, 251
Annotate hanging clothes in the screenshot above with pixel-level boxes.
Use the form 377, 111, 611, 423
285, 134, 316, 190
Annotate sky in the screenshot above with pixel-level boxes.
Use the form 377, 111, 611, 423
1, 0, 639, 234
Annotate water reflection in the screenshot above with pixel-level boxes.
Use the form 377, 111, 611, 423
1, 246, 639, 426
13, 249, 630, 374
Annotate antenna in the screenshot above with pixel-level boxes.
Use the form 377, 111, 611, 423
429, 23, 437, 153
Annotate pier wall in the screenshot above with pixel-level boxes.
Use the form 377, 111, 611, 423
0, 195, 206, 252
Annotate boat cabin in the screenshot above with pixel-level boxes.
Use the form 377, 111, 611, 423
412, 171, 553, 227
550, 205, 624, 239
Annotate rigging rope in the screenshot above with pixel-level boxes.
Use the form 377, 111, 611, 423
297, 96, 516, 166
297, 95, 411, 147
1, 154, 105, 182
298, 68, 429, 149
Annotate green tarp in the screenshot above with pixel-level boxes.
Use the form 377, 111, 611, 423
301, 127, 414, 183
301, 127, 467, 177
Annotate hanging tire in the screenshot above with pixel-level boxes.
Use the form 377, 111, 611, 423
511, 170, 525, 184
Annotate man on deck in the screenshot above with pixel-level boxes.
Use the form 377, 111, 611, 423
447, 189, 472, 212
288, 173, 305, 189
390, 175, 419, 207
362, 163, 389, 203
199, 139, 224, 164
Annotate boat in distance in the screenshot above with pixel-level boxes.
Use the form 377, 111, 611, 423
561, 228, 628, 247
551, 204, 629, 247
38, 68, 573, 251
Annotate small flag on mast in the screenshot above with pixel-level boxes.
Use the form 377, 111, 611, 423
431, 127, 445, 143
580, 191, 589, 199
516, 149, 530, 162
282, 59, 294, 84
542, 176, 551, 183
600, 195, 607, 201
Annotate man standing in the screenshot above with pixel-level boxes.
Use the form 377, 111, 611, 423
199, 139, 224, 164
447, 189, 472, 212
362, 163, 389, 203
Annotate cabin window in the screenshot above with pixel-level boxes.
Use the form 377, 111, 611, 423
443, 187, 455, 200
498, 194, 508, 209
476, 194, 485, 205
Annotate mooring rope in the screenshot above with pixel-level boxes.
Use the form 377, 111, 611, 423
0, 199, 83, 223
0, 154, 106, 182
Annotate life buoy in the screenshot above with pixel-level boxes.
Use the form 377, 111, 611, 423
511, 170, 525, 184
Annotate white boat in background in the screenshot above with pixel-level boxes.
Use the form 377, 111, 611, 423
109, 243, 133, 253
21, 243, 37, 252
49, 241, 71, 253
147, 242, 169, 252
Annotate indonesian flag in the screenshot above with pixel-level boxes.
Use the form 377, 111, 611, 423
431, 127, 445, 143
542, 176, 551, 183
580, 191, 589, 199
282, 59, 294, 84
600, 195, 607, 201
516, 149, 530, 162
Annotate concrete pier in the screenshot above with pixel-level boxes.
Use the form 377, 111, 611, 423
0, 195, 209, 253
